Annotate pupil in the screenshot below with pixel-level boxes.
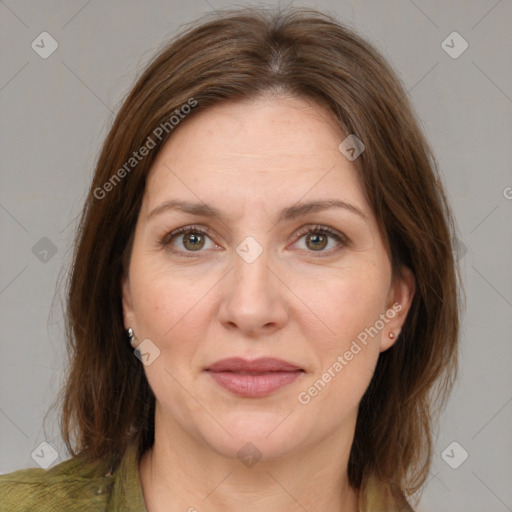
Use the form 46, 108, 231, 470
185, 233, 204, 250
308, 233, 327, 250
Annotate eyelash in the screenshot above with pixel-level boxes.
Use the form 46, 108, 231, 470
159, 224, 348, 258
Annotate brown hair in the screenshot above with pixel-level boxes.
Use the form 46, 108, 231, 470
60, 7, 461, 510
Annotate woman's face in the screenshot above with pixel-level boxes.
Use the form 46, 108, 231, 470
122, 94, 414, 460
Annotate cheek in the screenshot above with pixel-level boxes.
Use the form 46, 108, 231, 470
128, 257, 222, 379
292, 260, 390, 404
129, 247, 210, 336
294, 260, 390, 345
296, 280, 384, 413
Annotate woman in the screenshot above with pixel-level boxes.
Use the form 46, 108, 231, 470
0, 7, 460, 511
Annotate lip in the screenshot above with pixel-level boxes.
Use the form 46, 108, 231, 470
205, 357, 304, 397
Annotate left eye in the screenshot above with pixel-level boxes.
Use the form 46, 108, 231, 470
293, 227, 346, 253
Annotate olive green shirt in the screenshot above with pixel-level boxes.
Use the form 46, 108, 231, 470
0, 443, 147, 512
1, 445, 415, 511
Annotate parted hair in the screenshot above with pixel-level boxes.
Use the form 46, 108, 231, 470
59, 7, 461, 511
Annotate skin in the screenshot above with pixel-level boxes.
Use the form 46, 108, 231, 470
122, 94, 415, 512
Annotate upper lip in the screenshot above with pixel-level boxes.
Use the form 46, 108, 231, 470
206, 357, 303, 373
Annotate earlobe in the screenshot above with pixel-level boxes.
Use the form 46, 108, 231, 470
380, 266, 416, 352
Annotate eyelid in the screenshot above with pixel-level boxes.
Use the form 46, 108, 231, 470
160, 224, 213, 246
292, 224, 348, 245
159, 223, 348, 256
289, 224, 349, 256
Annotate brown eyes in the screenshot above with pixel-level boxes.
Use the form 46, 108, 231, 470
159, 225, 216, 253
160, 224, 348, 257
179, 231, 207, 251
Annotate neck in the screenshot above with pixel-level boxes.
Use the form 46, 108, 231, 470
139, 415, 360, 512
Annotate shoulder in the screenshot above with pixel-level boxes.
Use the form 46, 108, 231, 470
0, 454, 115, 512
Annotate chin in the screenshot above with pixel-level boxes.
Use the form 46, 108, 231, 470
195, 409, 310, 462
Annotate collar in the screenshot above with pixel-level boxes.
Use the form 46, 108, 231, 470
107, 442, 148, 511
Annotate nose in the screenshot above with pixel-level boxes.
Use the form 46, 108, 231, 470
217, 242, 289, 337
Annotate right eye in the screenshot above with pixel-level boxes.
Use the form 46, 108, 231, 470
160, 225, 219, 256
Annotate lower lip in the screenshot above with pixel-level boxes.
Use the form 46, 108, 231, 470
207, 371, 303, 397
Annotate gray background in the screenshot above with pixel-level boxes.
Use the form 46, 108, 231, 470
1, 0, 511, 510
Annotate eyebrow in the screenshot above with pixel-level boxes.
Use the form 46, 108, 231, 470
147, 198, 367, 222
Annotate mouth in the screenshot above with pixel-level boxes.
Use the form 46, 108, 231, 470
205, 357, 305, 398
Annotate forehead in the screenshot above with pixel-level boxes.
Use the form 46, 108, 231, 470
143, 95, 370, 219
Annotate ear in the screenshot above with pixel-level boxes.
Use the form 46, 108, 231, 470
380, 265, 416, 352
121, 273, 137, 332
